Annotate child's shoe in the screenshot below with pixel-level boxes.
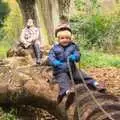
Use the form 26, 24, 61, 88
94, 81, 106, 93
36, 58, 41, 64
57, 94, 64, 105
65, 89, 75, 110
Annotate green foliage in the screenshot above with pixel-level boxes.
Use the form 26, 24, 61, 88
0, 1, 23, 58
0, 108, 16, 120
0, 1, 10, 27
75, 0, 99, 13
0, 41, 11, 58
70, 14, 112, 49
80, 49, 120, 68
71, 0, 120, 51
74, 0, 85, 11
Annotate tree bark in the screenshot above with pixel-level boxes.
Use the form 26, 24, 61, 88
0, 57, 68, 120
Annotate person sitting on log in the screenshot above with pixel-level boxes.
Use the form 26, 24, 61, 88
19, 19, 42, 64
48, 27, 105, 110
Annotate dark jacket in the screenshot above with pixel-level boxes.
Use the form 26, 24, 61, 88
48, 42, 80, 74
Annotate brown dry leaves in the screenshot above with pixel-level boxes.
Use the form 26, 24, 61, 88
87, 68, 120, 96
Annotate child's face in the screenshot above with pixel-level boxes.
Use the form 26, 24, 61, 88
58, 36, 71, 46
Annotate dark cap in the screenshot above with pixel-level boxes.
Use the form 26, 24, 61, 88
55, 26, 72, 37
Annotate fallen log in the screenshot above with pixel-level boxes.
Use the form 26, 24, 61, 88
0, 56, 68, 120
1, 48, 120, 120
74, 84, 120, 120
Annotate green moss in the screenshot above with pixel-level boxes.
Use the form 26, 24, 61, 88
0, 107, 17, 120
0, 0, 23, 58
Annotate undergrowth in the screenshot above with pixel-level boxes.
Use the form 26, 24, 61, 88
0, 0, 23, 58
80, 49, 120, 68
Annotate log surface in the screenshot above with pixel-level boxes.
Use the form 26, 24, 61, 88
0, 56, 68, 120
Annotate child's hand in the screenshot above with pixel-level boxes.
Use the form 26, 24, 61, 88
53, 61, 68, 71
68, 55, 76, 62
53, 60, 63, 66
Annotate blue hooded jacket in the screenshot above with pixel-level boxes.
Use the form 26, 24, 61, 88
48, 42, 80, 74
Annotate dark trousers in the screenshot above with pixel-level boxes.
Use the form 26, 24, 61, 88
19, 42, 41, 59
55, 69, 96, 96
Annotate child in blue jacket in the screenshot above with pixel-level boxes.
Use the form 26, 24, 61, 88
48, 27, 105, 110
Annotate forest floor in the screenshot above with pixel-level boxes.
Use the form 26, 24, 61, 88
87, 67, 120, 96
